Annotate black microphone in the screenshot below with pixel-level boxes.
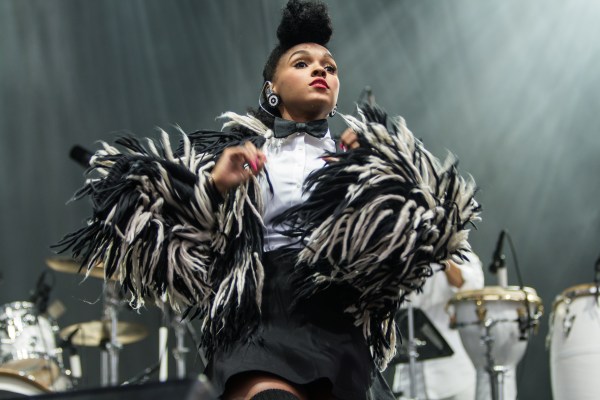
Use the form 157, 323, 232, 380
29, 271, 52, 314
488, 230, 506, 274
59, 328, 82, 379
69, 145, 94, 168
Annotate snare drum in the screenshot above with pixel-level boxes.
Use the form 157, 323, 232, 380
549, 283, 600, 400
447, 286, 543, 369
0, 301, 67, 391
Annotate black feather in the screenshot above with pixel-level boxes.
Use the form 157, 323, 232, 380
274, 103, 481, 369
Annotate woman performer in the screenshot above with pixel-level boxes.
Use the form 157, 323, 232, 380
58, 1, 480, 399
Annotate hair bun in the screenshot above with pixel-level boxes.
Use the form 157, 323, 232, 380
276, 0, 332, 48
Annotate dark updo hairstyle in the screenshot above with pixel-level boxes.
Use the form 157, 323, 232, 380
252, 0, 333, 127
262, 0, 333, 82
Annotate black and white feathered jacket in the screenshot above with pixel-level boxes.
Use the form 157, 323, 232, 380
58, 104, 480, 370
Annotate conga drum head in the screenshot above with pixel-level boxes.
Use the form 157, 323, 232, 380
449, 286, 542, 308
552, 282, 598, 311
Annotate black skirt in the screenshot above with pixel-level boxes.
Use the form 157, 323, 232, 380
205, 249, 395, 400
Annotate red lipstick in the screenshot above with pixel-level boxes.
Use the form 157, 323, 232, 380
310, 78, 329, 89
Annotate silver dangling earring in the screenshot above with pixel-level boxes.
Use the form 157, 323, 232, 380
329, 104, 337, 118
265, 81, 280, 108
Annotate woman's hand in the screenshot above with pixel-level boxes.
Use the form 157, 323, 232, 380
340, 128, 360, 150
322, 128, 360, 163
211, 141, 266, 195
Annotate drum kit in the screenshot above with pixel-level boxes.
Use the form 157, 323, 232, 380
0, 300, 71, 396
0, 257, 198, 398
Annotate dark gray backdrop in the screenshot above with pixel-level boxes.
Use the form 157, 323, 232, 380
1, 1, 599, 398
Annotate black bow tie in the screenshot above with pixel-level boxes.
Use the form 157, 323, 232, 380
273, 117, 329, 139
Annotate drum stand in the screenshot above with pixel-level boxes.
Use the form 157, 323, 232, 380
483, 262, 507, 400
100, 282, 121, 386
481, 318, 505, 400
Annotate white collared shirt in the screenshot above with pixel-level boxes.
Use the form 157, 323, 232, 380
259, 131, 336, 252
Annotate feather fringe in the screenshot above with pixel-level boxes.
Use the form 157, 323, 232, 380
275, 104, 481, 370
56, 123, 268, 359
56, 108, 480, 368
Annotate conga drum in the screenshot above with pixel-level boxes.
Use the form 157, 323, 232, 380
549, 283, 600, 400
447, 286, 543, 370
448, 286, 543, 399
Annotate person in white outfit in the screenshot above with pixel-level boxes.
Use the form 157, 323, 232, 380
393, 254, 484, 400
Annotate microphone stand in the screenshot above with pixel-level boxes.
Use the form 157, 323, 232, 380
485, 230, 508, 400
489, 230, 507, 288
496, 262, 507, 288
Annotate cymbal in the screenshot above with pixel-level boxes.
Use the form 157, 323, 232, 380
60, 321, 148, 347
46, 257, 116, 281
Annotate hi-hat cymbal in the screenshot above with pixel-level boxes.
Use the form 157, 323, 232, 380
46, 257, 116, 281
60, 321, 148, 347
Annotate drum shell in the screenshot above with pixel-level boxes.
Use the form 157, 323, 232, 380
550, 284, 600, 400
0, 301, 68, 391
448, 286, 542, 369
0, 368, 50, 396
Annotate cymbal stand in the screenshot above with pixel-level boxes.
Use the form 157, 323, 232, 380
171, 312, 189, 379
158, 307, 190, 380
406, 301, 419, 400
100, 282, 121, 386
159, 307, 169, 382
